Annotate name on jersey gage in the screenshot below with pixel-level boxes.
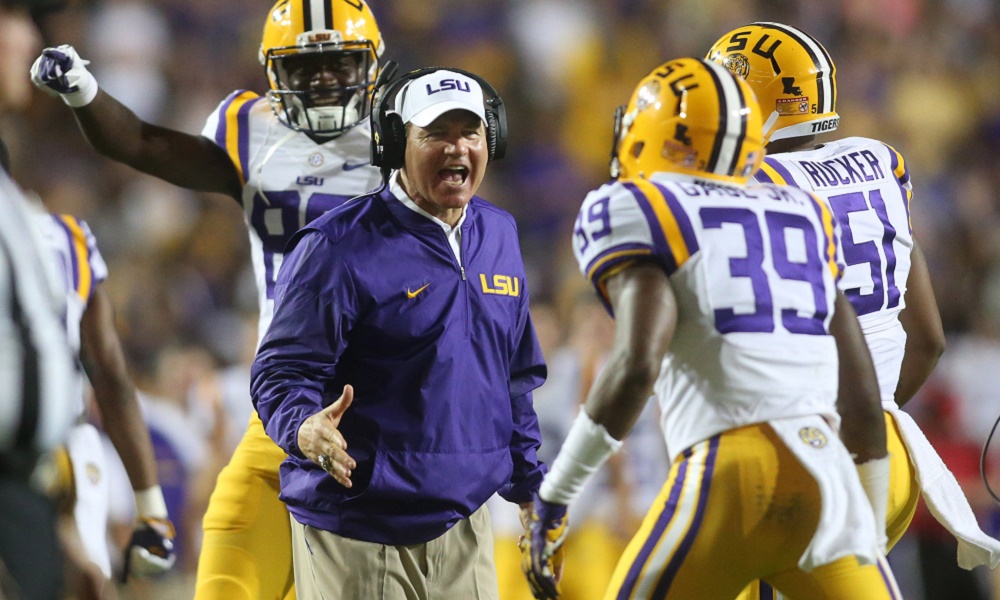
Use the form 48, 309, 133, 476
675, 180, 804, 204
796, 149, 886, 189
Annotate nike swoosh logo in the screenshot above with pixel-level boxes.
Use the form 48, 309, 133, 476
406, 284, 430, 299
343, 161, 370, 171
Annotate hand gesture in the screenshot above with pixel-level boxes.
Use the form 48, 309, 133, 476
520, 496, 568, 600
297, 385, 357, 487
30, 45, 99, 107
122, 517, 176, 581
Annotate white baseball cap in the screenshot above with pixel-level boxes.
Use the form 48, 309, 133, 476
395, 70, 486, 127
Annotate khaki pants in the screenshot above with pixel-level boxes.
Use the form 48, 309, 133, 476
290, 504, 499, 600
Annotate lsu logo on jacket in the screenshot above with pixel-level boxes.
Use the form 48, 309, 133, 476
480, 274, 520, 297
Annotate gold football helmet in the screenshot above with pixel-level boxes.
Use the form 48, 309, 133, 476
260, 0, 384, 137
612, 58, 763, 184
707, 22, 838, 145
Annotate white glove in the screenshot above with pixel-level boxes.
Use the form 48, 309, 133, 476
857, 455, 891, 553
122, 486, 176, 581
30, 44, 99, 107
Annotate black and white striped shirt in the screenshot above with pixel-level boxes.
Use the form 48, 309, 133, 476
0, 171, 75, 472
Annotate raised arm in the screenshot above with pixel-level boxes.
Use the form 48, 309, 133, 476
894, 240, 945, 407
31, 45, 243, 200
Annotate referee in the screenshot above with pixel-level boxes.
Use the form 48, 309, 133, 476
0, 0, 79, 597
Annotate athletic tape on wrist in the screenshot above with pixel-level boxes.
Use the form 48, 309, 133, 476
62, 74, 98, 108
134, 485, 169, 519
856, 455, 890, 548
539, 408, 623, 505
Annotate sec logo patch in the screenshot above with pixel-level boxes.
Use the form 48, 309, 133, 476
798, 427, 827, 449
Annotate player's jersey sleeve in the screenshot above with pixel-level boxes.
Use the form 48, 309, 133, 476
753, 156, 803, 188
201, 90, 267, 185
51, 215, 108, 304
883, 142, 913, 234
573, 179, 699, 312
803, 191, 843, 283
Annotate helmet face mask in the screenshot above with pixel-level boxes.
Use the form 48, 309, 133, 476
706, 22, 838, 145
260, 0, 384, 139
613, 58, 764, 184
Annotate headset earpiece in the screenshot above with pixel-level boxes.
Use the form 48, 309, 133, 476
486, 96, 507, 162
383, 112, 407, 170
485, 110, 498, 162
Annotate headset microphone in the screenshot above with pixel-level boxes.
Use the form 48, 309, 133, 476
372, 59, 399, 96
370, 60, 400, 185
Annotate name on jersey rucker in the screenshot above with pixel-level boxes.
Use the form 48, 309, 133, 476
675, 181, 805, 205
796, 149, 887, 189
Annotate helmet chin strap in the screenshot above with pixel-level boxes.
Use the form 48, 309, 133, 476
303, 106, 358, 132
293, 90, 364, 133
762, 110, 780, 144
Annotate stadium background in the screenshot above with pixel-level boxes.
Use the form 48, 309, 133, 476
5, 0, 1000, 597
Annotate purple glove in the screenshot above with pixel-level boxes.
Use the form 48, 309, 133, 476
30, 45, 98, 106
122, 517, 176, 582
520, 495, 568, 600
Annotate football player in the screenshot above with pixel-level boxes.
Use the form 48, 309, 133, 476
524, 57, 902, 599
34, 212, 175, 583
707, 22, 1000, 600
30, 1, 385, 598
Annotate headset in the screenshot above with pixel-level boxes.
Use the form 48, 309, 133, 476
369, 60, 507, 182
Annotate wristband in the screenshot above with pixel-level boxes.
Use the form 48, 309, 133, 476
134, 485, 169, 519
856, 455, 890, 550
62, 70, 98, 108
539, 408, 623, 505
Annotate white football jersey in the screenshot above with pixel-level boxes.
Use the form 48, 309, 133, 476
574, 173, 843, 462
755, 137, 914, 407
201, 91, 384, 345
34, 213, 108, 418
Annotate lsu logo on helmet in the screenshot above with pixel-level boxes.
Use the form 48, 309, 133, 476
260, 0, 385, 138
706, 22, 838, 144
611, 58, 764, 184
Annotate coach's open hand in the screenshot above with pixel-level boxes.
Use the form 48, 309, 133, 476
297, 384, 357, 487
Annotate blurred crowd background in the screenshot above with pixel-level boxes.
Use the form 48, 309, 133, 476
5, 0, 1000, 597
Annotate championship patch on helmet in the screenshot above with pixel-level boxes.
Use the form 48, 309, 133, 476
776, 97, 809, 115
661, 140, 698, 168
798, 426, 828, 448
721, 53, 750, 79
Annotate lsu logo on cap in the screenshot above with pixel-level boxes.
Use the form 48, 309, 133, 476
426, 79, 471, 95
